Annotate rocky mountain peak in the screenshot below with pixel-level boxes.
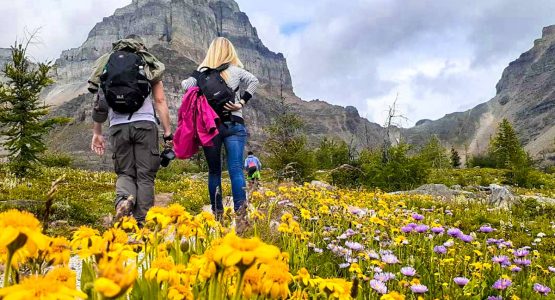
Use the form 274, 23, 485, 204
542, 25, 555, 41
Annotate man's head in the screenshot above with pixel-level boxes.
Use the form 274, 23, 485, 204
248, 151, 254, 156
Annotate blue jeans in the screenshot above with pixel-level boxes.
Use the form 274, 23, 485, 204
203, 122, 247, 212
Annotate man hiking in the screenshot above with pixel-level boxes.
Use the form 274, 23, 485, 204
89, 34, 172, 226
244, 151, 262, 189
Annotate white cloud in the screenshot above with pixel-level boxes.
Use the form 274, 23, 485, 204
0, 0, 129, 61
237, 0, 555, 125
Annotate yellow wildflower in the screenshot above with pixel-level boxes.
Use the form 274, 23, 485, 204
168, 284, 194, 300
94, 256, 137, 298
259, 260, 292, 299
381, 291, 406, 300
144, 255, 181, 285
294, 268, 311, 286
300, 209, 311, 220
318, 278, 352, 300
0, 209, 48, 255
44, 237, 71, 266
45, 266, 77, 289
0, 274, 86, 299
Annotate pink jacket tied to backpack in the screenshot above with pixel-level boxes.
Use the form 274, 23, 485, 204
173, 87, 219, 159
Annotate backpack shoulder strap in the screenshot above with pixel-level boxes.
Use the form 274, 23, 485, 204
191, 70, 202, 80
215, 63, 230, 72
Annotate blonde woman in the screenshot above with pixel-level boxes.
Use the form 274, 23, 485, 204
181, 37, 259, 232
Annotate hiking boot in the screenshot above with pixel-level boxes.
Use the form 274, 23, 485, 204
115, 195, 134, 221
235, 203, 250, 236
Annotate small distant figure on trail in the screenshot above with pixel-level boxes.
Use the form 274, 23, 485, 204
89, 34, 173, 226
244, 151, 262, 189
178, 37, 259, 234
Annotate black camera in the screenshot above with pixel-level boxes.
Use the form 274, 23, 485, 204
160, 147, 176, 167
160, 133, 175, 167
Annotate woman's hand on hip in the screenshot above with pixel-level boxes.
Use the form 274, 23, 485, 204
224, 101, 242, 111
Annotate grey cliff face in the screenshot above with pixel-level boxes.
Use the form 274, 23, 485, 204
50, 0, 292, 95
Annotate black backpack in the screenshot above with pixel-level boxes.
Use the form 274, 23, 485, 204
100, 50, 151, 119
192, 63, 238, 117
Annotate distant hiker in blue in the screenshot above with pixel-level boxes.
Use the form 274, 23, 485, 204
244, 151, 262, 187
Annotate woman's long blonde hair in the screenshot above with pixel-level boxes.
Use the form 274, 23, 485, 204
199, 37, 243, 81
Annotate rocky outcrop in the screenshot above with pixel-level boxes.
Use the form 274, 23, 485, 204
404, 26, 555, 164
392, 183, 519, 209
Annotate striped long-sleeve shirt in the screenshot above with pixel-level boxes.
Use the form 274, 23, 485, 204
181, 65, 259, 120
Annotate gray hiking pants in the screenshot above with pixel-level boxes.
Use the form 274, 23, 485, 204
109, 121, 160, 223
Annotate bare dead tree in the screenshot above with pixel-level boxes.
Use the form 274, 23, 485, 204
382, 93, 408, 163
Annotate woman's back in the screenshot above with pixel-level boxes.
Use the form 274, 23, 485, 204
181, 64, 259, 120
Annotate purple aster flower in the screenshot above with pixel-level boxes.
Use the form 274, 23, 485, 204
400, 267, 416, 276
367, 250, 380, 260
445, 209, 453, 216
412, 213, 424, 221
401, 225, 414, 233
487, 297, 503, 300
381, 253, 399, 264
370, 279, 388, 294
443, 240, 455, 247
373, 267, 383, 273
487, 238, 499, 245
453, 277, 469, 287
415, 224, 429, 233
514, 258, 531, 266
447, 228, 463, 238
431, 226, 445, 234
548, 266, 555, 273
459, 234, 474, 243
374, 272, 395, 282
313, 247, 323, 253
410, 284, 428, 294
514, 248, 529, 257
492, 255, 510, 266
534, 283, 551, 296
434, 245, 447, 254
345, 241, 364, 251
492, 278, 512, 290
345, 229, 357, 236
479, 225, 495, 233
511, 266, 522, 272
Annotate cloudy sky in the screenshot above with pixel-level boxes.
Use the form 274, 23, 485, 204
2, 0, 555, 125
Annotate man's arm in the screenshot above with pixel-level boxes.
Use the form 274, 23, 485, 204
91, 121, 105, 155
152, 81, 171, 137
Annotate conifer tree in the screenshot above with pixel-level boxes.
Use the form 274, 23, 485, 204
450, 147, 461, 168
419, 135, 450, 169
0, 42, 66, 176
488, 119, 526, 169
